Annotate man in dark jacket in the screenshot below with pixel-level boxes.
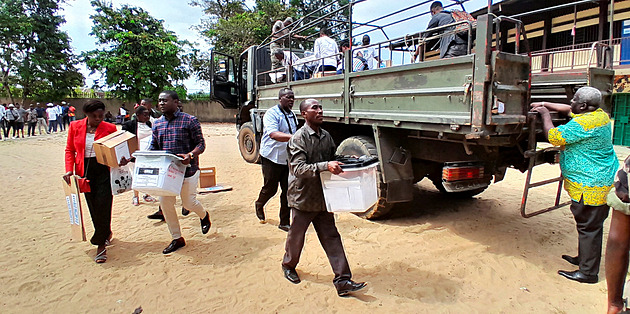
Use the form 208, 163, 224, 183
425, 1, 468, 58
281, 98, 367, 297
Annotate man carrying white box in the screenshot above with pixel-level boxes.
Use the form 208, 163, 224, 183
282, 98, 366, 297
150, 90, 211, 254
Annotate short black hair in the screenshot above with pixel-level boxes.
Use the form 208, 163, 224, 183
135, 105, 148, 115
340, 39, 350, 49
319, 27, 330, 36
278, 88, 293, 99
362, 35, 370, 45
141, 98, 152, 104
83, 99, 106, 113
160, 90, 179, 100
430, 1, 443, 11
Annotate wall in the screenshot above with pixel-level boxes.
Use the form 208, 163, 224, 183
0, 98, 238, 123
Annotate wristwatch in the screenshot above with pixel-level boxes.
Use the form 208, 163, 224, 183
188, 152, 195, 160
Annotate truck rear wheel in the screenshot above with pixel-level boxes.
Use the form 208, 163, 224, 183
336, 136, 394, 220
238, 122, 260, 164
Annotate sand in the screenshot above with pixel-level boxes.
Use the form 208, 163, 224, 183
0, 122, 623, 313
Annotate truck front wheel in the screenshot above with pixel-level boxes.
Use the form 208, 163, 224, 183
336, 135, 394, 220
238, 122, 260, 164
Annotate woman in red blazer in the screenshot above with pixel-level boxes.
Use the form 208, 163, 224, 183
63, 100, 117, 263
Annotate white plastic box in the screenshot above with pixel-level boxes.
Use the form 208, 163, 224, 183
131, 151, 186, 196
320, 163, 379, 213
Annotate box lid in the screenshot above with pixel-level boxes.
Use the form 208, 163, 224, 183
336, 156, 379, 169
101, 131, 136, 148
94, 130, 125, 144
133, 150, 184, 161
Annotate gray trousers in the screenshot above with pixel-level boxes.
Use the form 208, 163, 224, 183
570, 199, 610, 276
282, 209, 352, 288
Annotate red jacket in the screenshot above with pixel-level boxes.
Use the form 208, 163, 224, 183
65, 118, 117, 177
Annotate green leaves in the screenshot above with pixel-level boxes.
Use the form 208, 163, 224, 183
82, 0, 190, 103
0, 0, 84, 102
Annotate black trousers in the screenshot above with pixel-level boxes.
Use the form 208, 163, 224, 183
27, 122, 36, 136
282, 209, 352, 288
255, 157, 290, 225
83, 157, 113, 246
443, 42, 468, 58
570, 198, 610, 276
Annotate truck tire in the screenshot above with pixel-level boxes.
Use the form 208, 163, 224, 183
429, 176, 488, 198
336, 136, 394, 220
238, 122, 260, 164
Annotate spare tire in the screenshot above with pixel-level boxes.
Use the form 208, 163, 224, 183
238, 122, 260, 164
336, 135, 394, 220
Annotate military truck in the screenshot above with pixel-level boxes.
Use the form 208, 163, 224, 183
208, 0, 613, 219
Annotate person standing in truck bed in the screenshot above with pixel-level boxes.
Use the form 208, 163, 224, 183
414, 1, 468, 61
531, 86, 618, 284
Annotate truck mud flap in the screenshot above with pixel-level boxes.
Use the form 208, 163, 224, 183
373, 126, 414, 203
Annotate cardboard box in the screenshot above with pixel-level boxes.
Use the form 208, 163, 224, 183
199, 167, 216, 188
62, 175, 86, 241
320, 163, 378, 213
131, 151, 186, 196
94, 130, 138, 168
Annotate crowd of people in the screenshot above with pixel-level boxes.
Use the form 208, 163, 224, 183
0, 101, 76, 140
271, 1, 468, 83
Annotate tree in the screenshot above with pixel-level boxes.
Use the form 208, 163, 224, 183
191, 0, 296, 58
82, 0, 190, 103
0, 0, 84, 104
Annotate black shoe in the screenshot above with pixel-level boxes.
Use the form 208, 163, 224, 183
562, 255, 579, 266
200, 212, 211, 234
255, 205, 265, 223
278, 224, 290, 232
282, 267, 301, 284
162, 237, 186, 254
336, 280, 367, 297
147, 210, 165, 221
557, 270, 598, 284
182, 207, 190, 216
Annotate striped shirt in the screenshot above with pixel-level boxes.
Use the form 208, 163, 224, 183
150, 110, 205, 177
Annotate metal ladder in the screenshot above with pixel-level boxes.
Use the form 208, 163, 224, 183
520, 113, 571, 218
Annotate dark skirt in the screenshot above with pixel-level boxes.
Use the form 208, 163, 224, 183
83, 157, 113, 246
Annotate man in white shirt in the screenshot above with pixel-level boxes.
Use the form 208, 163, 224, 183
353, 35, 381, 70
0, 103, 6, 140
313, 27, 339, 73
255, 88, 298, 231
46, 103, 58, 133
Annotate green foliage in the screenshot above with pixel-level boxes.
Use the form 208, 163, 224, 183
191, 0, 297, 58
0, 0, 84, 103
82, 0, 190, 103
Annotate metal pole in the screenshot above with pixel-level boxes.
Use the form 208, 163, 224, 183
610, 0, 615, 43
488, 0, 492, 15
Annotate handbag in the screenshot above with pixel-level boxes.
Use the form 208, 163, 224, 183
77, 177, 91, 193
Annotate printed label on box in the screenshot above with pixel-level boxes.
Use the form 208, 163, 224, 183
71, 194, 80, 225
136, 167, 160, 186
114, 142, 131, 164
66, 196, 73, 224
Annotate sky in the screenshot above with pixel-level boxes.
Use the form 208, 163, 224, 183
59, 0, 495, 94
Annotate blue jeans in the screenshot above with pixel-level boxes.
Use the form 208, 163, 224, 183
293, 70, 309, 81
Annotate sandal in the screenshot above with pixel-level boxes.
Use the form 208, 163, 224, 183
95, 248, 107, 263
132, 196, 139, 206
143, 194, 157, 202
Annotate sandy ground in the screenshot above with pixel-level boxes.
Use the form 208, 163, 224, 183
0, 122, 627, 313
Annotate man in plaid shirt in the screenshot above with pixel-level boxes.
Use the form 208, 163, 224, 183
150, 90, 212, 254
